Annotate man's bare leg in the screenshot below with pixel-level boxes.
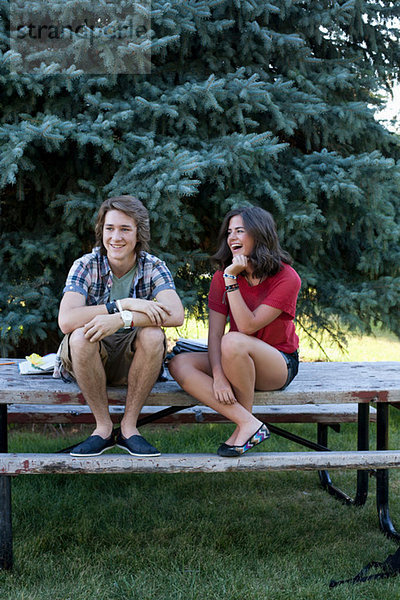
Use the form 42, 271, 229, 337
69, 328, 113, 439
120, 327, 165, 438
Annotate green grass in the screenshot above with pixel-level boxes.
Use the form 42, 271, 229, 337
2, 417, 400, 599
171, 317, 400, 362
297, 326, 400, 362
1, 323, 399, 597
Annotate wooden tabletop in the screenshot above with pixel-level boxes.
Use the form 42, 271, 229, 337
0, 360, 399, 406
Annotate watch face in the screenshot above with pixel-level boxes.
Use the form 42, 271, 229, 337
121, 311, 131, 327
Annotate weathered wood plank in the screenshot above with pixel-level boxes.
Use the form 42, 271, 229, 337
6, 403, 377, 424
1, 450, 400, 474
0, 361, 399, 405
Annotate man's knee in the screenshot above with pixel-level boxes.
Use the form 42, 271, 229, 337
69, 328, 98, 357
136, 327, 165, 355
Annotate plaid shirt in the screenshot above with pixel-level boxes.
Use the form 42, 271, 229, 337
62, 247, 176, 302
53, 248, 176, 381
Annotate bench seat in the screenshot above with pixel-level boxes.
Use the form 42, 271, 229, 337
6, 403, 377, 425
1, 450, 400, 474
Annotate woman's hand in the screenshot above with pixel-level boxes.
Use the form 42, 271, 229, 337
83, 314, 122, 342
123, 298, 171, 325
212, 374, 237, 405
224, 255, 248, 278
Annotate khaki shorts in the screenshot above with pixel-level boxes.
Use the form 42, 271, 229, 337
58, 328, 165, 386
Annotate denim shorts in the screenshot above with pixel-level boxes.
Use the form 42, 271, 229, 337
279, 350, 299, 390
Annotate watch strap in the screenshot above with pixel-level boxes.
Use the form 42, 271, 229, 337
106, 301, 118, 314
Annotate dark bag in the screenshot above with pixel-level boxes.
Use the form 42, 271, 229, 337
329, 546, 400, 587
161, 339, 208, 381
166, 338, 208, 360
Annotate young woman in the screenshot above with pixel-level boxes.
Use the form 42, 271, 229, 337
169, 206, 301, 457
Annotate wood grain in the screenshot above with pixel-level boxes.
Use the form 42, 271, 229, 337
1, 361, 399, 406
6, 403, 377, 424
1, 450, 400, 475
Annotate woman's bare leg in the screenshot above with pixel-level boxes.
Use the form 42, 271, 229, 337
220, 332, 288, 445
168, 352, 263, 444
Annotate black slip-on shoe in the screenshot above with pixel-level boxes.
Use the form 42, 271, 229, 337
217, 442, 235, 456
70, 434, 115, 457
116, 432, 161, 457
217, 424, 270, 458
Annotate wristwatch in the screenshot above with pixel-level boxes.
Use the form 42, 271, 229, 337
120, 310, 133, 329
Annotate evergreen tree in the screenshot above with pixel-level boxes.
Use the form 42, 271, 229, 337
1, 0, 400, 356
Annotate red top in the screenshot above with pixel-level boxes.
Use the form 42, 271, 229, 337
208, 262, 301, 353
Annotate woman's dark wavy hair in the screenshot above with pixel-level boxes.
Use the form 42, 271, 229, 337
95, 195, 150, 256
211, 206, 292, 278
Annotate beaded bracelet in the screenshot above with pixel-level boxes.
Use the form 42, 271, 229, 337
223, 273, 237, 280
225, 283, 239, 292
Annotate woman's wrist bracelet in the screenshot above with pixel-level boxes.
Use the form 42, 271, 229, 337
223, 273, 237, 280
225, 283, 239, 292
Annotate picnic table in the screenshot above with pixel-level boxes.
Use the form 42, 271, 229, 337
0, 359, 400, 569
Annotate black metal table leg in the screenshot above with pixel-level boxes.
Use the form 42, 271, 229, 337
376, 403, 400, 540
317, 403, 370, 505
355, 403, 370, 505
0, 405, 12, 569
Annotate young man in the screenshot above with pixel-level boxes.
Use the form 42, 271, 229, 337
56, 195, 184, 457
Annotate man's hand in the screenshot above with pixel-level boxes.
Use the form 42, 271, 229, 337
83, 313, 122, 343
122, 298, 171, 325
